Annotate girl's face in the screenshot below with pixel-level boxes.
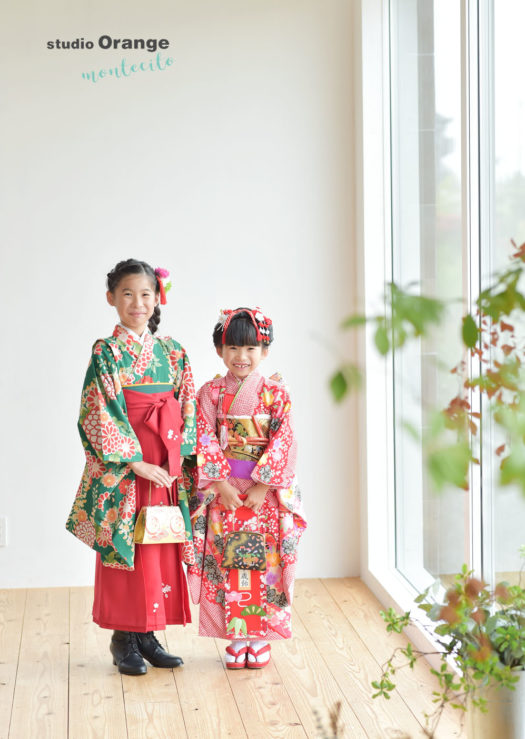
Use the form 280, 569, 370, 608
216, 343, 268, 380
106, 274, 159, 335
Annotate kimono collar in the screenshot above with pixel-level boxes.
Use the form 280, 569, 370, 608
224, 369, 262, 395
112, 323, 154, 359
116, 322, 149, 345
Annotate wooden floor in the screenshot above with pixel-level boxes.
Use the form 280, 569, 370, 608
0, 579, 465, 739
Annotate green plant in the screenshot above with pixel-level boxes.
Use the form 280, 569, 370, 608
331, 243, 525, 735
372, 562, 525, 737
331, 240, 525, 495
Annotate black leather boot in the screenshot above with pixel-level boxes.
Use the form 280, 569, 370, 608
135, 631, 183, 668
110, 631, 147, 676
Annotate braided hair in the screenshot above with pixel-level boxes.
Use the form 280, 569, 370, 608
106, 259, 161, 334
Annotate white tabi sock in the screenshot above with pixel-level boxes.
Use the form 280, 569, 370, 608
247, 640, 270, 664
225, 639, 248, 665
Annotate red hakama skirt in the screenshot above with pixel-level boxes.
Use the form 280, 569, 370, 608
92, 388, 191, 632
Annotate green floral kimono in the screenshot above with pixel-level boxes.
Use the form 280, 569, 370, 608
66, 324, 197, 569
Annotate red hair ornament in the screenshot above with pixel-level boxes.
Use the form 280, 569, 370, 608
219, 307, 272, 345
155, 267, 172, 306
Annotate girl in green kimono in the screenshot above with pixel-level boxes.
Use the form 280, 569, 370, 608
66, 259, 197, 675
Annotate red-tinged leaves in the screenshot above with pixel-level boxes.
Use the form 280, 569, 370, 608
472, 609, 486, 625
494, 583, 511, 603
501, 344, 514, 356
465, 577, 485, 600
496, 444, 506, 457
439, 605, 461, 625
500, 321, 514, 332
471, 412, 481, 419
511, 240, 525, 261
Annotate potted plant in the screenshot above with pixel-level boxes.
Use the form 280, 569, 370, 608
372, 562, 525, 737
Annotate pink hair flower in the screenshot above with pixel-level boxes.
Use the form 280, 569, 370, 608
155, 267, 170, 279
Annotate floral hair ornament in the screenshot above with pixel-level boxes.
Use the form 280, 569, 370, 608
219, 307, 273, 345
154, 268, 172, 305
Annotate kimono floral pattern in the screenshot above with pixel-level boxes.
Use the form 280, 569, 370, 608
188, 370, 307, 640
66, 324, 197, 569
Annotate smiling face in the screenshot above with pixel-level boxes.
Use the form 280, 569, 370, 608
216, 343, 268, 380
106, 273, 159, 335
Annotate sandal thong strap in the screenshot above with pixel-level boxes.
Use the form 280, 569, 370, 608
247, 644, 271, 666
225, 644, 249, 658
225, 644, 248, 670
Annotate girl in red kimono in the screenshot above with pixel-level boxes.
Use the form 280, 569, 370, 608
189, 308, 306, 669
67, 259, 197, 675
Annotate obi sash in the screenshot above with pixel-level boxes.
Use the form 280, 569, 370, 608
217, 389, 270, 463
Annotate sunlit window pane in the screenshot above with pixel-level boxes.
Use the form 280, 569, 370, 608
390, 0, 467, 591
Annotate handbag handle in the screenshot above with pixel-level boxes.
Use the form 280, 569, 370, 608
147, 481, 175, 507
227, 502, 260, 533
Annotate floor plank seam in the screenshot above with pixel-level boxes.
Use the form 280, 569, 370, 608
215, 636, 250, 738
321, 579, 456, 738
2, 581, 465, 738
67, 588, 71, 739
7, 589, 27, 739
294, 580, 371, 739
289, 599, 368, 738
320, 579, 429, 734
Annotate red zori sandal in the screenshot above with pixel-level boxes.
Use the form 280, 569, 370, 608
246, 643, 271, 669
225, 643, 248, 670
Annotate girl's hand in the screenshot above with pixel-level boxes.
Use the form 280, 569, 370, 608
130, 461, 176, 488
244, 482, 270, 513
215, 480, 243, 511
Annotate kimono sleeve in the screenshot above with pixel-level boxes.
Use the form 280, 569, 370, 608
78, 341, 143, 464
252, 383, 296, 489
174, 346, 197, 456
195, 382, 231, 487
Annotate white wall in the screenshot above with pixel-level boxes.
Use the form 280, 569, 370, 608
0, 0, 361, 588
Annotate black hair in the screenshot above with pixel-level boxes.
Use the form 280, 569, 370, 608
212, 308, 274, 347
106, 258, 161, 334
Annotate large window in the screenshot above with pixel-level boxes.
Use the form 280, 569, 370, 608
385, 0, 525, 593
489, 1, 525, 585
390, 0, 467, 592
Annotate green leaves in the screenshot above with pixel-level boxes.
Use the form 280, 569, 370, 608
227, 617, 247, 637
427, 441, 471, 491
477, 266, 525, 321
333, 282, 445, 399
371, 283, 445, 356
379, 607, 411, 633
329, 364, 362, 403
340, 314, 368, 329
241, 605, 266, 616
373, 562, 525, 737
332, 246, 525, 502
374, 325, 390, 355
462, 313, 478, 348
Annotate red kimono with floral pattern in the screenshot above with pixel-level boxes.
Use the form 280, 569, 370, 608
188, 370, 306, 640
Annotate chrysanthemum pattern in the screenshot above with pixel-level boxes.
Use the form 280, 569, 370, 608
66, 325, 197, 570
100, 373, 117, 400
86, 451, 105, 479
74, 520, 96, 548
